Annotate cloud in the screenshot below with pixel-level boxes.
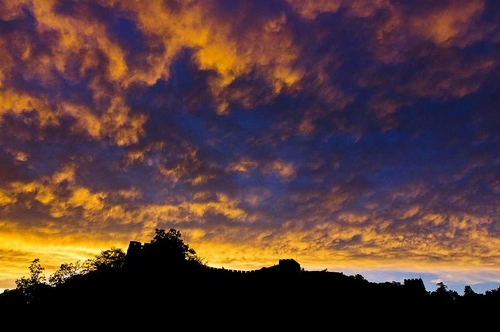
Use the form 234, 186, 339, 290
408, 0, 485, 47
285, 0, 342, 20
262, 160, 297, 182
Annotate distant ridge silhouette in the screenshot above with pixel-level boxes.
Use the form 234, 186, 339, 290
1, 228, 497, 329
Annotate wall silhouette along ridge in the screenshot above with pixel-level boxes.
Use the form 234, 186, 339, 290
1, 231, 499, 329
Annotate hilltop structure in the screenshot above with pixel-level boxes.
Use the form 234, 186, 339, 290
124, 239, 303, 274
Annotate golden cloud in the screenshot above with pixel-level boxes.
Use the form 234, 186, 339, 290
285, 0, 342, 20
182, 193, 247, 221
409, 0, 485, 47
0, 89, 59, 128
262, 160, 296, 181
0, 191, 15, 206
228, 157, 259, 173
98, 0, 303, 114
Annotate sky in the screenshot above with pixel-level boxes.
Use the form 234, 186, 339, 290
0, 0, 499, 295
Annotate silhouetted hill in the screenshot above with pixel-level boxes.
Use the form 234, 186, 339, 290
1, 229, 499, 329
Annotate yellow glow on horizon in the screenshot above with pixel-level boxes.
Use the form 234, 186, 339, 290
2, 216, 500, 291
0, 228, 130, 290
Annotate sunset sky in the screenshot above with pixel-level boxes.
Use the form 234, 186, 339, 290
1, 0, 499, 295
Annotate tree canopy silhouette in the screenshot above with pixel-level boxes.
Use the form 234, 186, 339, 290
150, 228, 200, 264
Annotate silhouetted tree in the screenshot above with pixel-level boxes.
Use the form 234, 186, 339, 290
83, 247, 125, 272
463, 285, 476, 297
150, 228, 202, 265
15, 258, 45, 288
431, 281, 459, 301
48, 262, 83, 286
353, 274, 367, 282
14, 258, 51, 304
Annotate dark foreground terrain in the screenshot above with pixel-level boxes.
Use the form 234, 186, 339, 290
2, 229, 499, 329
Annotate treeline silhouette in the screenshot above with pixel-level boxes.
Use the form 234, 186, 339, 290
1, 228, 499, 328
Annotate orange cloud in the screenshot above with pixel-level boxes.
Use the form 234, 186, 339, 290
31, 0, 128, 82
98, 0, 303, 114
369, 0, 491, 66
0, 191, 15, 206
263, 160, 297, 181
0, 0, 146, 146
228, 157, 259, 173
0, 89, 59, 128
285, 0, 342, 20
182, 193, 247, 221
345, 0, 391, 18
409, 0, 485, 47
400, 57, 497, 99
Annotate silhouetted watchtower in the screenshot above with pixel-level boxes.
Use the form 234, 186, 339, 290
403, 278, 427, 296
278, 259, 301, 273
124, 241, 143, 269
